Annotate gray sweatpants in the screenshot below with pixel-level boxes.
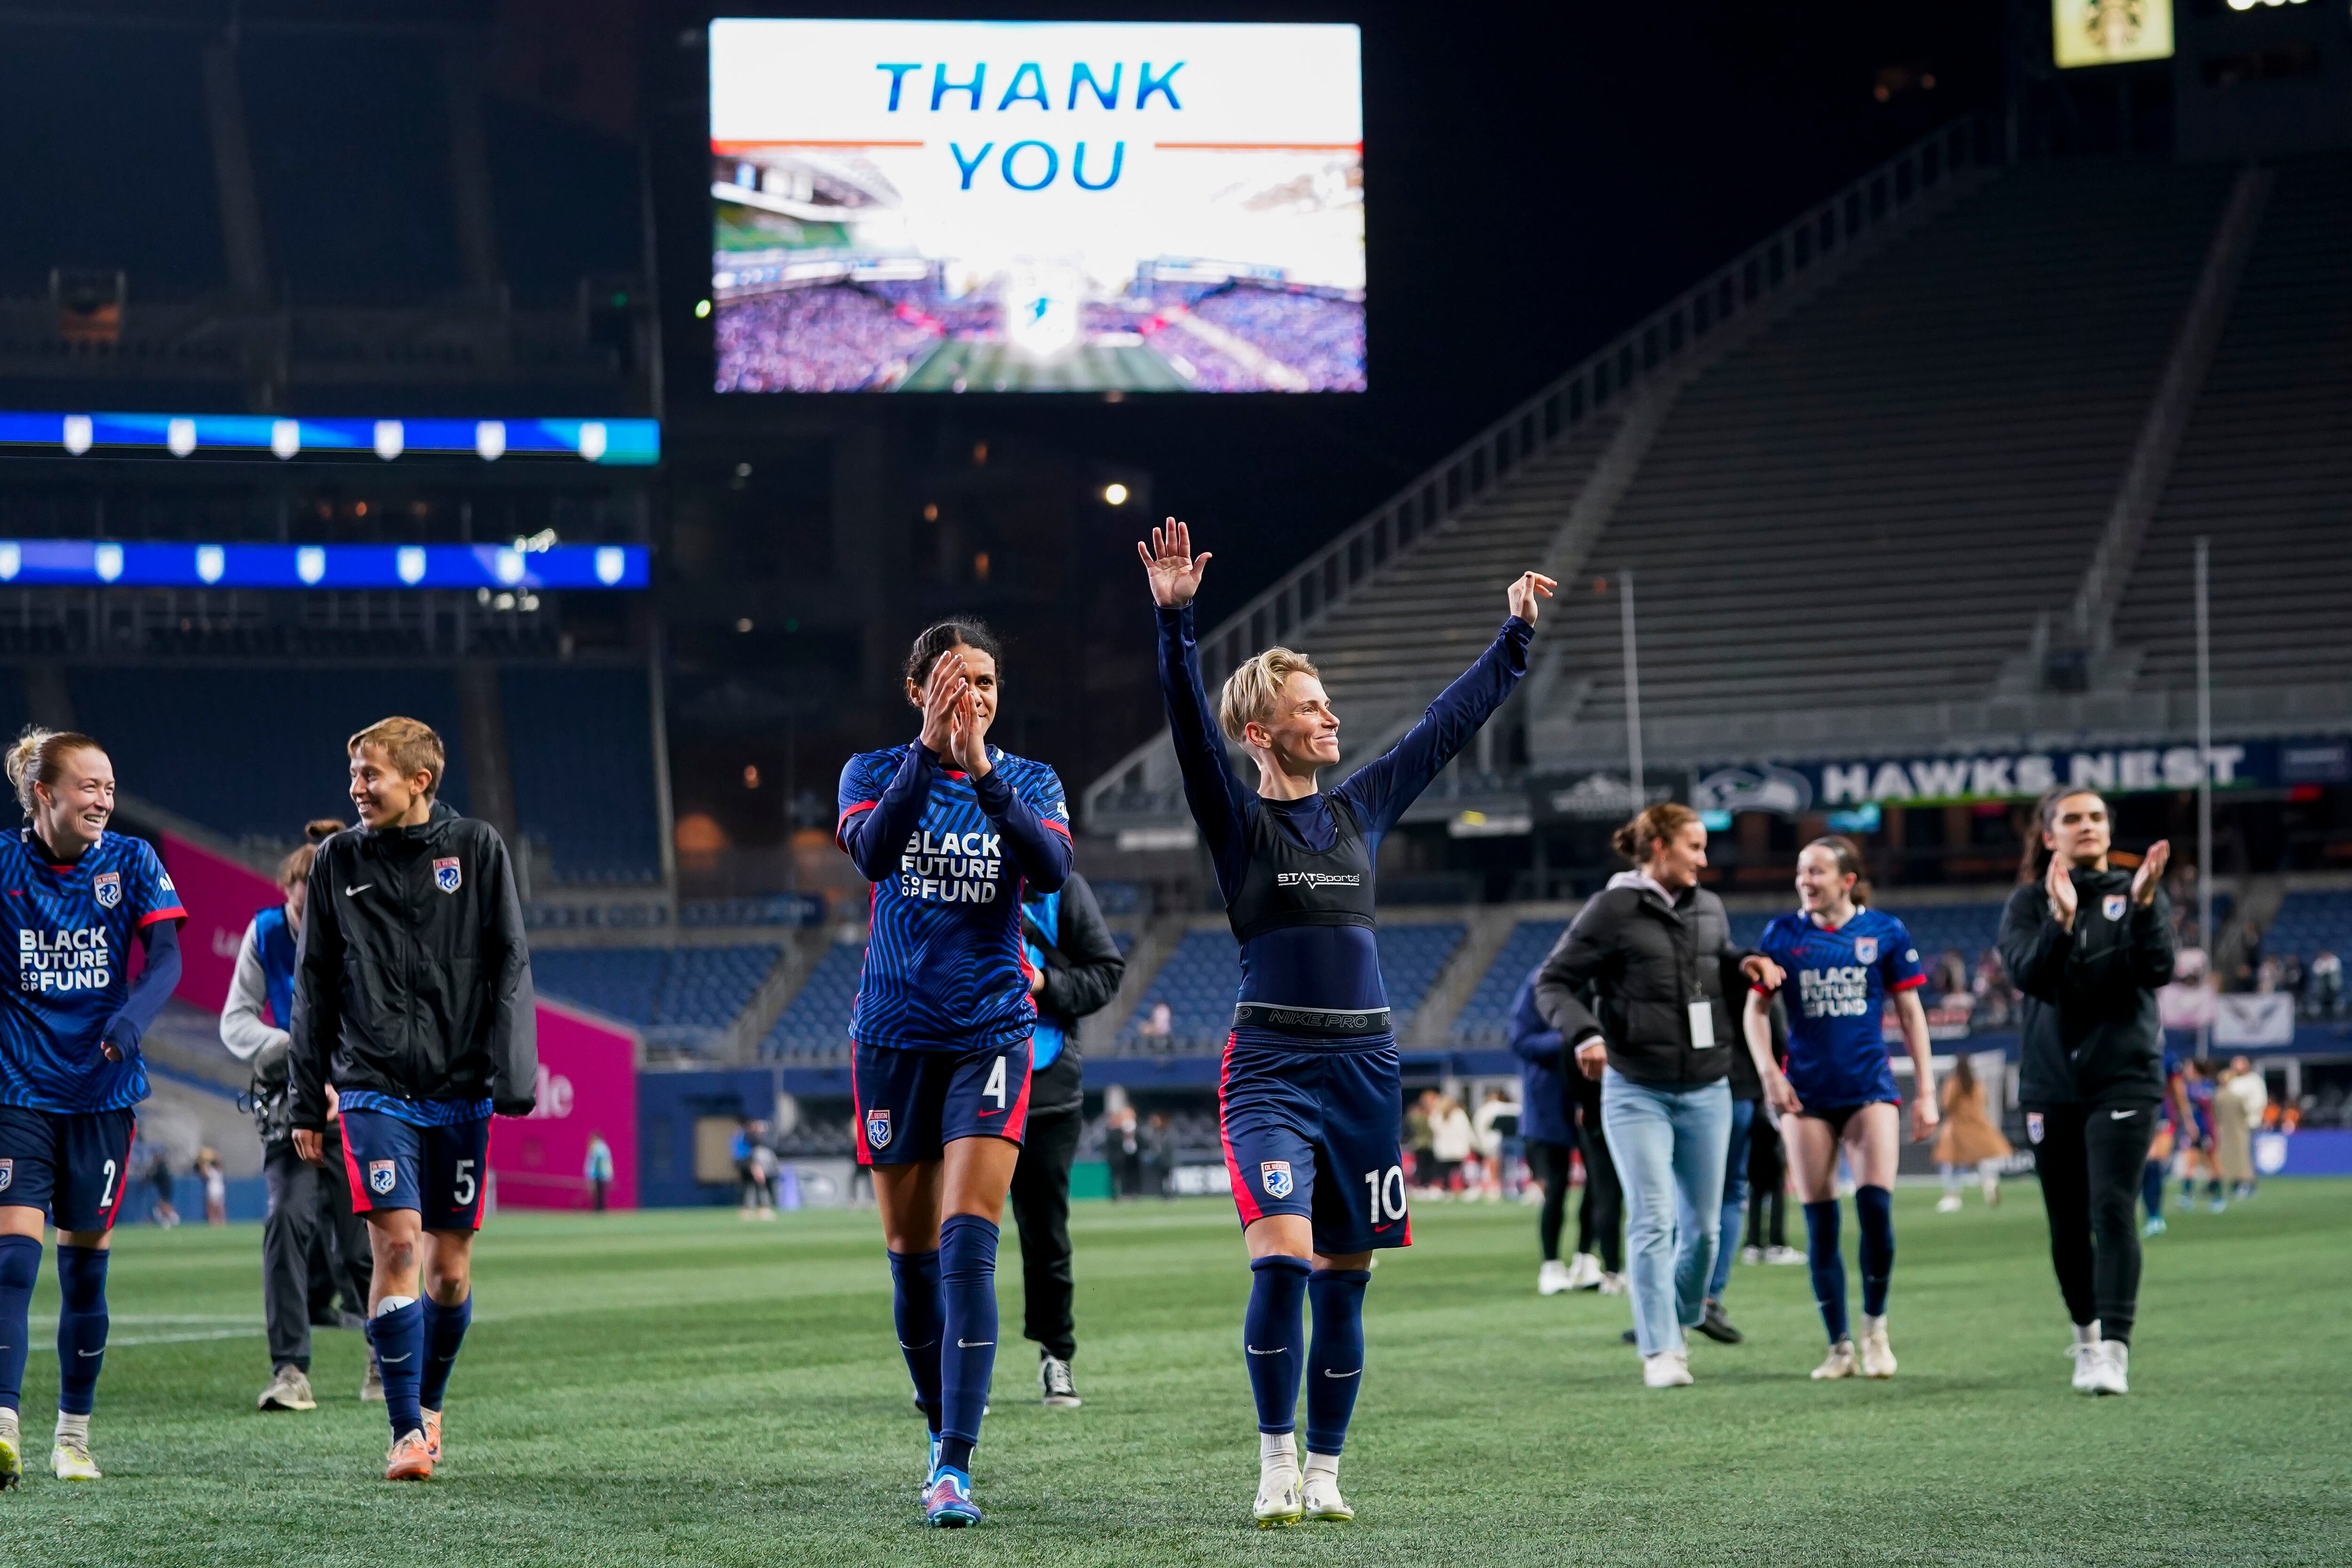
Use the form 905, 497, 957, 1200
262, 1131, 370, 1372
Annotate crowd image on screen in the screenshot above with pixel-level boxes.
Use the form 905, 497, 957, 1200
713, 285, 942, 392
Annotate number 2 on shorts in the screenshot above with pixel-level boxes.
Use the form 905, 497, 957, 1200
1363, 1164, 1406, 1223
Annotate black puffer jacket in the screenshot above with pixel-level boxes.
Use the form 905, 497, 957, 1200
1535, 875, 1748, 1089
289, 801, 537, 1127
1999, 867, 2174, 1108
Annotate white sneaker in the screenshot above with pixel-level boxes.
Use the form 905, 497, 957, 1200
1935, 1193, 1963, 1213
1254, 1465, 1303, 1528
1642, 1349, 1694, 1388
1764, 1246, 1806, 1266
1812, 1339, 1858, 1380
1597, 1271, 1628, 1297
1301, 1468, 1353, 1522
1537, 1259, 1573, 1296
258, 1364, 318, 1412
2067, 1340, 2102, 1393
1739, 1245, 1764, 1266
2085, 1340, 2129, 1396
1859, 1316, 1897, 1379
1565, 1251, 1603, 1290
1039, 1355, 1081, 1408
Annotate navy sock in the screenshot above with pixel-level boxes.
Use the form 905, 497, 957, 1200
2141, 1162, 2165, 1220
367, 1300, 426, 1439
1854, 1185, 1894, 1319
420, 1294, 471, 1412
888, 1248, 946, 1436
1803, 1200, 1849, 1344
54, 1245, 108, 1416
1244, 1256, 1310, 1435
0, 1234, 38, 1413
1303, 1269, 1369, 1457
937, 1215, 1000, 1471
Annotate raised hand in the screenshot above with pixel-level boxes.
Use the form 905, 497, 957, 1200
2132, 839, 2172, 907
918, 649, 967, 757
1137, 517, 1212, 607
1506, 570, 1557, 625
1741, 954, 1785, 991
2046, 856, 2078, 932
947, 676, 992, 777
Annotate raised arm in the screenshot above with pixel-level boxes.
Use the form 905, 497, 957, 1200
1337, 572, 1551, 834
970, 765, 1072, 893
1140, 519, 1254, 895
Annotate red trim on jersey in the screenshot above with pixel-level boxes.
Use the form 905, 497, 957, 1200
850, 1043, 873, 1169
1887, 973, 1928, 992
139, 905, 188, 928
1217, 1031, 1265, 1226
340, 1124, 375, 1213
834, 799, 877, 852
103, 1122, 136, 1231
1041, 817, 1071, 840
999, 1041, 1034, 1145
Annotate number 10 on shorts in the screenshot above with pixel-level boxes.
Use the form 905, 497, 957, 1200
1364, 1164, 1406, 1223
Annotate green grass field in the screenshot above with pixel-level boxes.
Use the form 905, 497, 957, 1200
897, 339, 1191, 392
7, 1182, 2348, 1566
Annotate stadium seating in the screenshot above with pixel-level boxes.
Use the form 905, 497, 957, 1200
2262, 891, 2352, 966
2113, 154, 2352, 693
500, 666, 662, 885
72, 665, 470, 840
1448, 919, 1568, 1047
1125, 923, 1464, 1050
533, 944, 782, 1034
0, 25, 224, 298
239, 34, 465, 301
762, 940, 869, 1061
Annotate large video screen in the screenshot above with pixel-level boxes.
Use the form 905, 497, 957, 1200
709, 19, 1364, 394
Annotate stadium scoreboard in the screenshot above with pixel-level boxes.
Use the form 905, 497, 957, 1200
709, 19, 1364, 394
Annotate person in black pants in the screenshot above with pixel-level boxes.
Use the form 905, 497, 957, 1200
2000, 786, 2173, 1398
1568, 1072, 1625, 1293
1009, 870, 1126, 1408
1745, 1114, 1791, 1259
1509, 964, 1584, 1294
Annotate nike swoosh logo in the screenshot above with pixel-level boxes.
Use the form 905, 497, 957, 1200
380, 1353, 413, 1364
1246, 1345, 1288, 1356
2111, 1108, 2137, 1120
956, 1338, 993, 1349
1321, 1368, 1359, 1378
77, 1348, 104, 1357
898, 1338, 938, 1350
977, 1110, 1003, 1118
345, 884, 373, 897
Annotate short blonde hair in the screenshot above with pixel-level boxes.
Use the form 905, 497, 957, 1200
1217, 647, 1320, 744
348, 716, 445, 797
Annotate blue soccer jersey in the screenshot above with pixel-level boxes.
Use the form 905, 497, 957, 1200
1754, 907, 1926, 1109
837, 743, 1070, 1053
0, 829, 188, 1113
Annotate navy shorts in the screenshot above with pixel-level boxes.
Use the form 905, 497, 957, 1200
340, 1108, 491, 1231
1218, 1035, 1411, 1255
0, 1104, 136, 1232
852, 1038, 1032, 1166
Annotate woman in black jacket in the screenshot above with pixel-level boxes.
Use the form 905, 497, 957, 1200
1535, 803, 1780, 1388
1998, 786, 2172, 1398
1010, 871, 1126, 1409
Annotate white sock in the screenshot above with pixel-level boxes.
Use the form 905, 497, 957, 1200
1303, 1451, 1339, 1484
1863, 1313, 1888, 1335
2074, 1320, 2102, 1347
374, 1295, 418, 1317
55, 1411, 89, 1445
1259, 1432, 1297, 1470
0, 1406, 18, 1442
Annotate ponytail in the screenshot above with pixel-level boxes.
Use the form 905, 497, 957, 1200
1612, 802, 1700, 865
6, 726, 103, 819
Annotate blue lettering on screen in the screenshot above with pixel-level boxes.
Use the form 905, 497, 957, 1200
1068, 62, 1121, 111
931, 61, 986, 111
997, 62, 1049, 111
880, 61, 1184, 113
1072, 142, 1123, 190
1001, 140, 1058, 191
875, 63, 920, 111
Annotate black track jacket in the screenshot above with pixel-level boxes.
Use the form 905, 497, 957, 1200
289, 800, 537, 1128
2000, 867, 2174, 1109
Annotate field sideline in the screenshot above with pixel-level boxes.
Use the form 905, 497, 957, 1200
6, 1182, 2347, 1567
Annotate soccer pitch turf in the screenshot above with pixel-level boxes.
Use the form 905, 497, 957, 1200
897, 340, 1192, 392
7, 1183, 2347, 1567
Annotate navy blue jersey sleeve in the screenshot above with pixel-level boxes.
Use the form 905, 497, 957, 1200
101, 917, 181, 1062
838, 745, 939, 883
1155, 604, 1256, 902
972, 761, 1072, 892
129, 839, 188, 929
1878, 915, 1927, 994
1335, 617, 1532, 835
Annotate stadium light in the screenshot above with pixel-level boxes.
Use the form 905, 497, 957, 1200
1103, 483, 1129, 506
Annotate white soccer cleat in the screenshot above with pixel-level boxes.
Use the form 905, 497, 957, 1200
1642, 1349, 1694, 1388
1254, 1467, 1303, 1528
1537, 1259, 1573, 1296
50, 1436, 101, 1481
0, 1410, 19, 1490
1812, 1339, 1859, 1380
2086, 1341, 2129, 1396
1935, 1193, 1963, 1213
1859, 1317, 1897, 1379
1301, 1469, 1353, 1522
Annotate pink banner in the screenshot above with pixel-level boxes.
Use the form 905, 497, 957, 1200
156, 832, 640, 1210
488, 998, 639, 1211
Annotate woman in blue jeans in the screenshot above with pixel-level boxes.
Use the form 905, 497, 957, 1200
1536, 803, 1781, 1388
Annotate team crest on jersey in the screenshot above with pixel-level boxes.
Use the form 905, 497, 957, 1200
1259, 1161, 1294, 1200
433, 857, 462, 894
865, 1107, 892, 1150
2102, 894, 2127, 922
1852, 936, 1877, 965
2026, 1113, 2045, 1146
367, 1160, 397, 1195
92, 871, 120, 909
0, 1157, 11, 1193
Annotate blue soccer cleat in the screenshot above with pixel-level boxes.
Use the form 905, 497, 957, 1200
923, 1464, 982, 1528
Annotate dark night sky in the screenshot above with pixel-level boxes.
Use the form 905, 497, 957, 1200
660, 0, 2008, 609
